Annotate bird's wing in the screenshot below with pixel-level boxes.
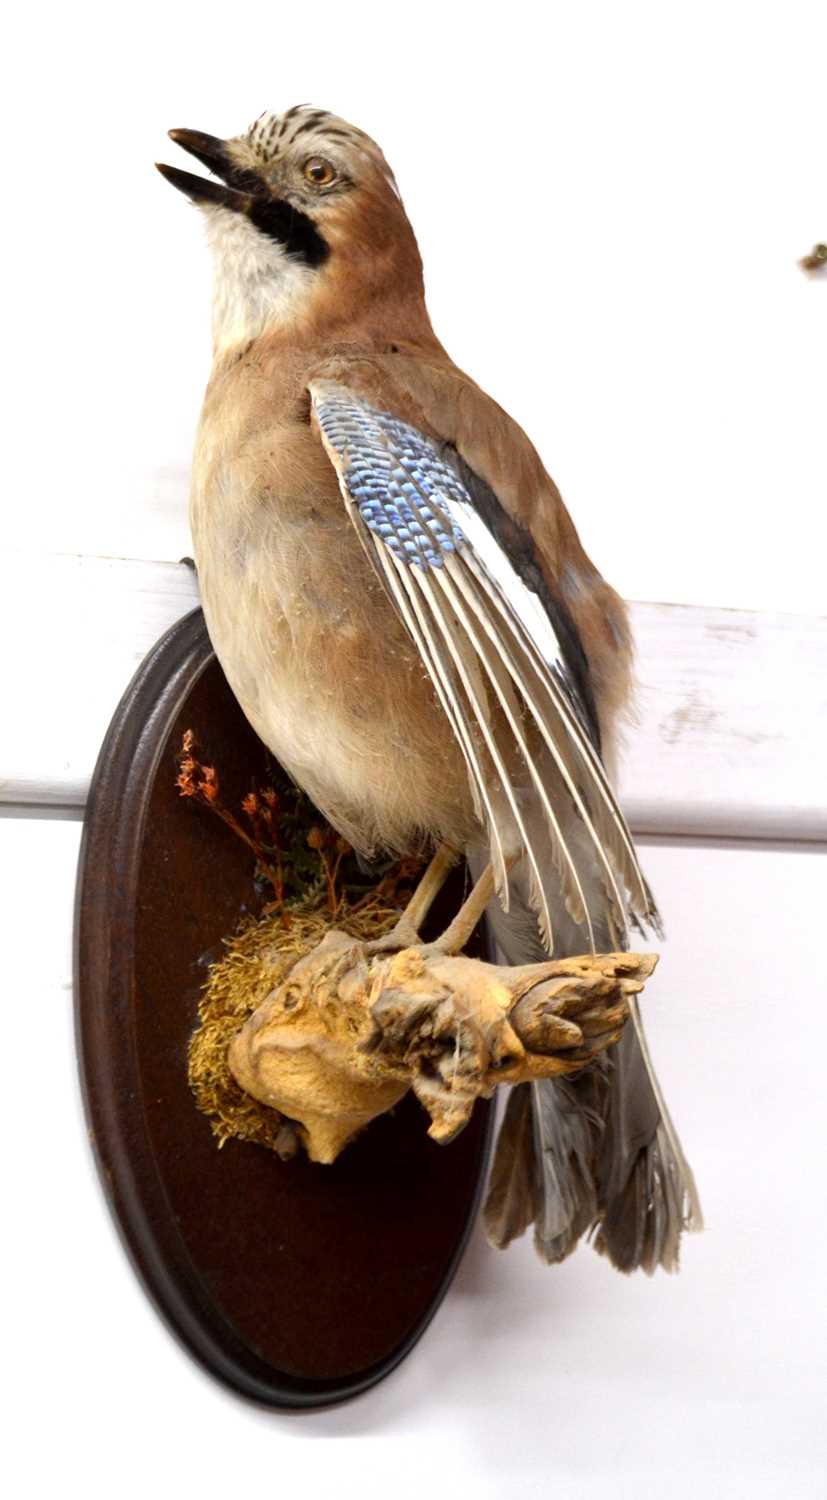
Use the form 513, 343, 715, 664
309, 377, 660, 953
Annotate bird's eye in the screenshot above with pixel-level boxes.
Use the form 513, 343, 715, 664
303, 156, 336, 187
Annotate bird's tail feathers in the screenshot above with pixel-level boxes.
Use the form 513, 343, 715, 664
591, 1000, 703, 1273
479, 859, 701, 1273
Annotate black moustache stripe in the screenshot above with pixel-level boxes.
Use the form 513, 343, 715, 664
164, 128, 330, 269
248, 197, 330, 268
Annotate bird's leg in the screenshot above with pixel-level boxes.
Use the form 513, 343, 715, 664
366, 842, 460, 953
429, 862, 498, 955
399, 842, 461, 931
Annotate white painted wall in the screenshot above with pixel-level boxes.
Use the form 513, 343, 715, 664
3, 1, 825, 1496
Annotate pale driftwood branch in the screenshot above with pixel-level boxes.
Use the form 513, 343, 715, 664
228, 932, 658, 1163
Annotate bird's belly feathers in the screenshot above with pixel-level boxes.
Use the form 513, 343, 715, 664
191, 480, 475, 857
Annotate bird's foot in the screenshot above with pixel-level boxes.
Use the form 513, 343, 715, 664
365, 842, 460, 955
365, 914, 422, 954
365, 850, 500, 959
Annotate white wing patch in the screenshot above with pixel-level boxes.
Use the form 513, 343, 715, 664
310, 378, 660, 953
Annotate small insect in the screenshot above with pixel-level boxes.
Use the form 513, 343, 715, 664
799, 242, 827, 275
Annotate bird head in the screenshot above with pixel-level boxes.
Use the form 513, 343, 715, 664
157, 106, 430, 353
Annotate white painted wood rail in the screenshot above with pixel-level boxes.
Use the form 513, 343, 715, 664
3, 550, 823, 840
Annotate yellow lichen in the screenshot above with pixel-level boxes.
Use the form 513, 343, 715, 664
187, 894, 403, 1152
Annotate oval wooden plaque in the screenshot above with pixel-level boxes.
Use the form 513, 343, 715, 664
74, 608, 492, 1408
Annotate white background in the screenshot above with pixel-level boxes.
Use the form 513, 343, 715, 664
2, 2, 825, 1497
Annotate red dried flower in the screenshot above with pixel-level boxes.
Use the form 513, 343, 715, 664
198, 765, 219, 803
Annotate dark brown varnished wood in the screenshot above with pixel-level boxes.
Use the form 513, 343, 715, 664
74, 608, 492, 1409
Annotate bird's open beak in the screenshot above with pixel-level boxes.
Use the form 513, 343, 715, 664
157, 124, 329, 266
156, 128, 255, 212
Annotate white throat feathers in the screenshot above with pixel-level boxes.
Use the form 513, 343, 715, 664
206, 209, 319, 353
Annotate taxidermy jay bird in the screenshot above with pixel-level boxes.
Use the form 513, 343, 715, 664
158, 105, 701, 1272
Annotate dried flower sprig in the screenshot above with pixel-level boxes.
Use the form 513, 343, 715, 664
799, 242, 827, 275
306, 825, 352, 916
240, 789, 285, 904
176, 730, 283, 894
175, 730, 421, 916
